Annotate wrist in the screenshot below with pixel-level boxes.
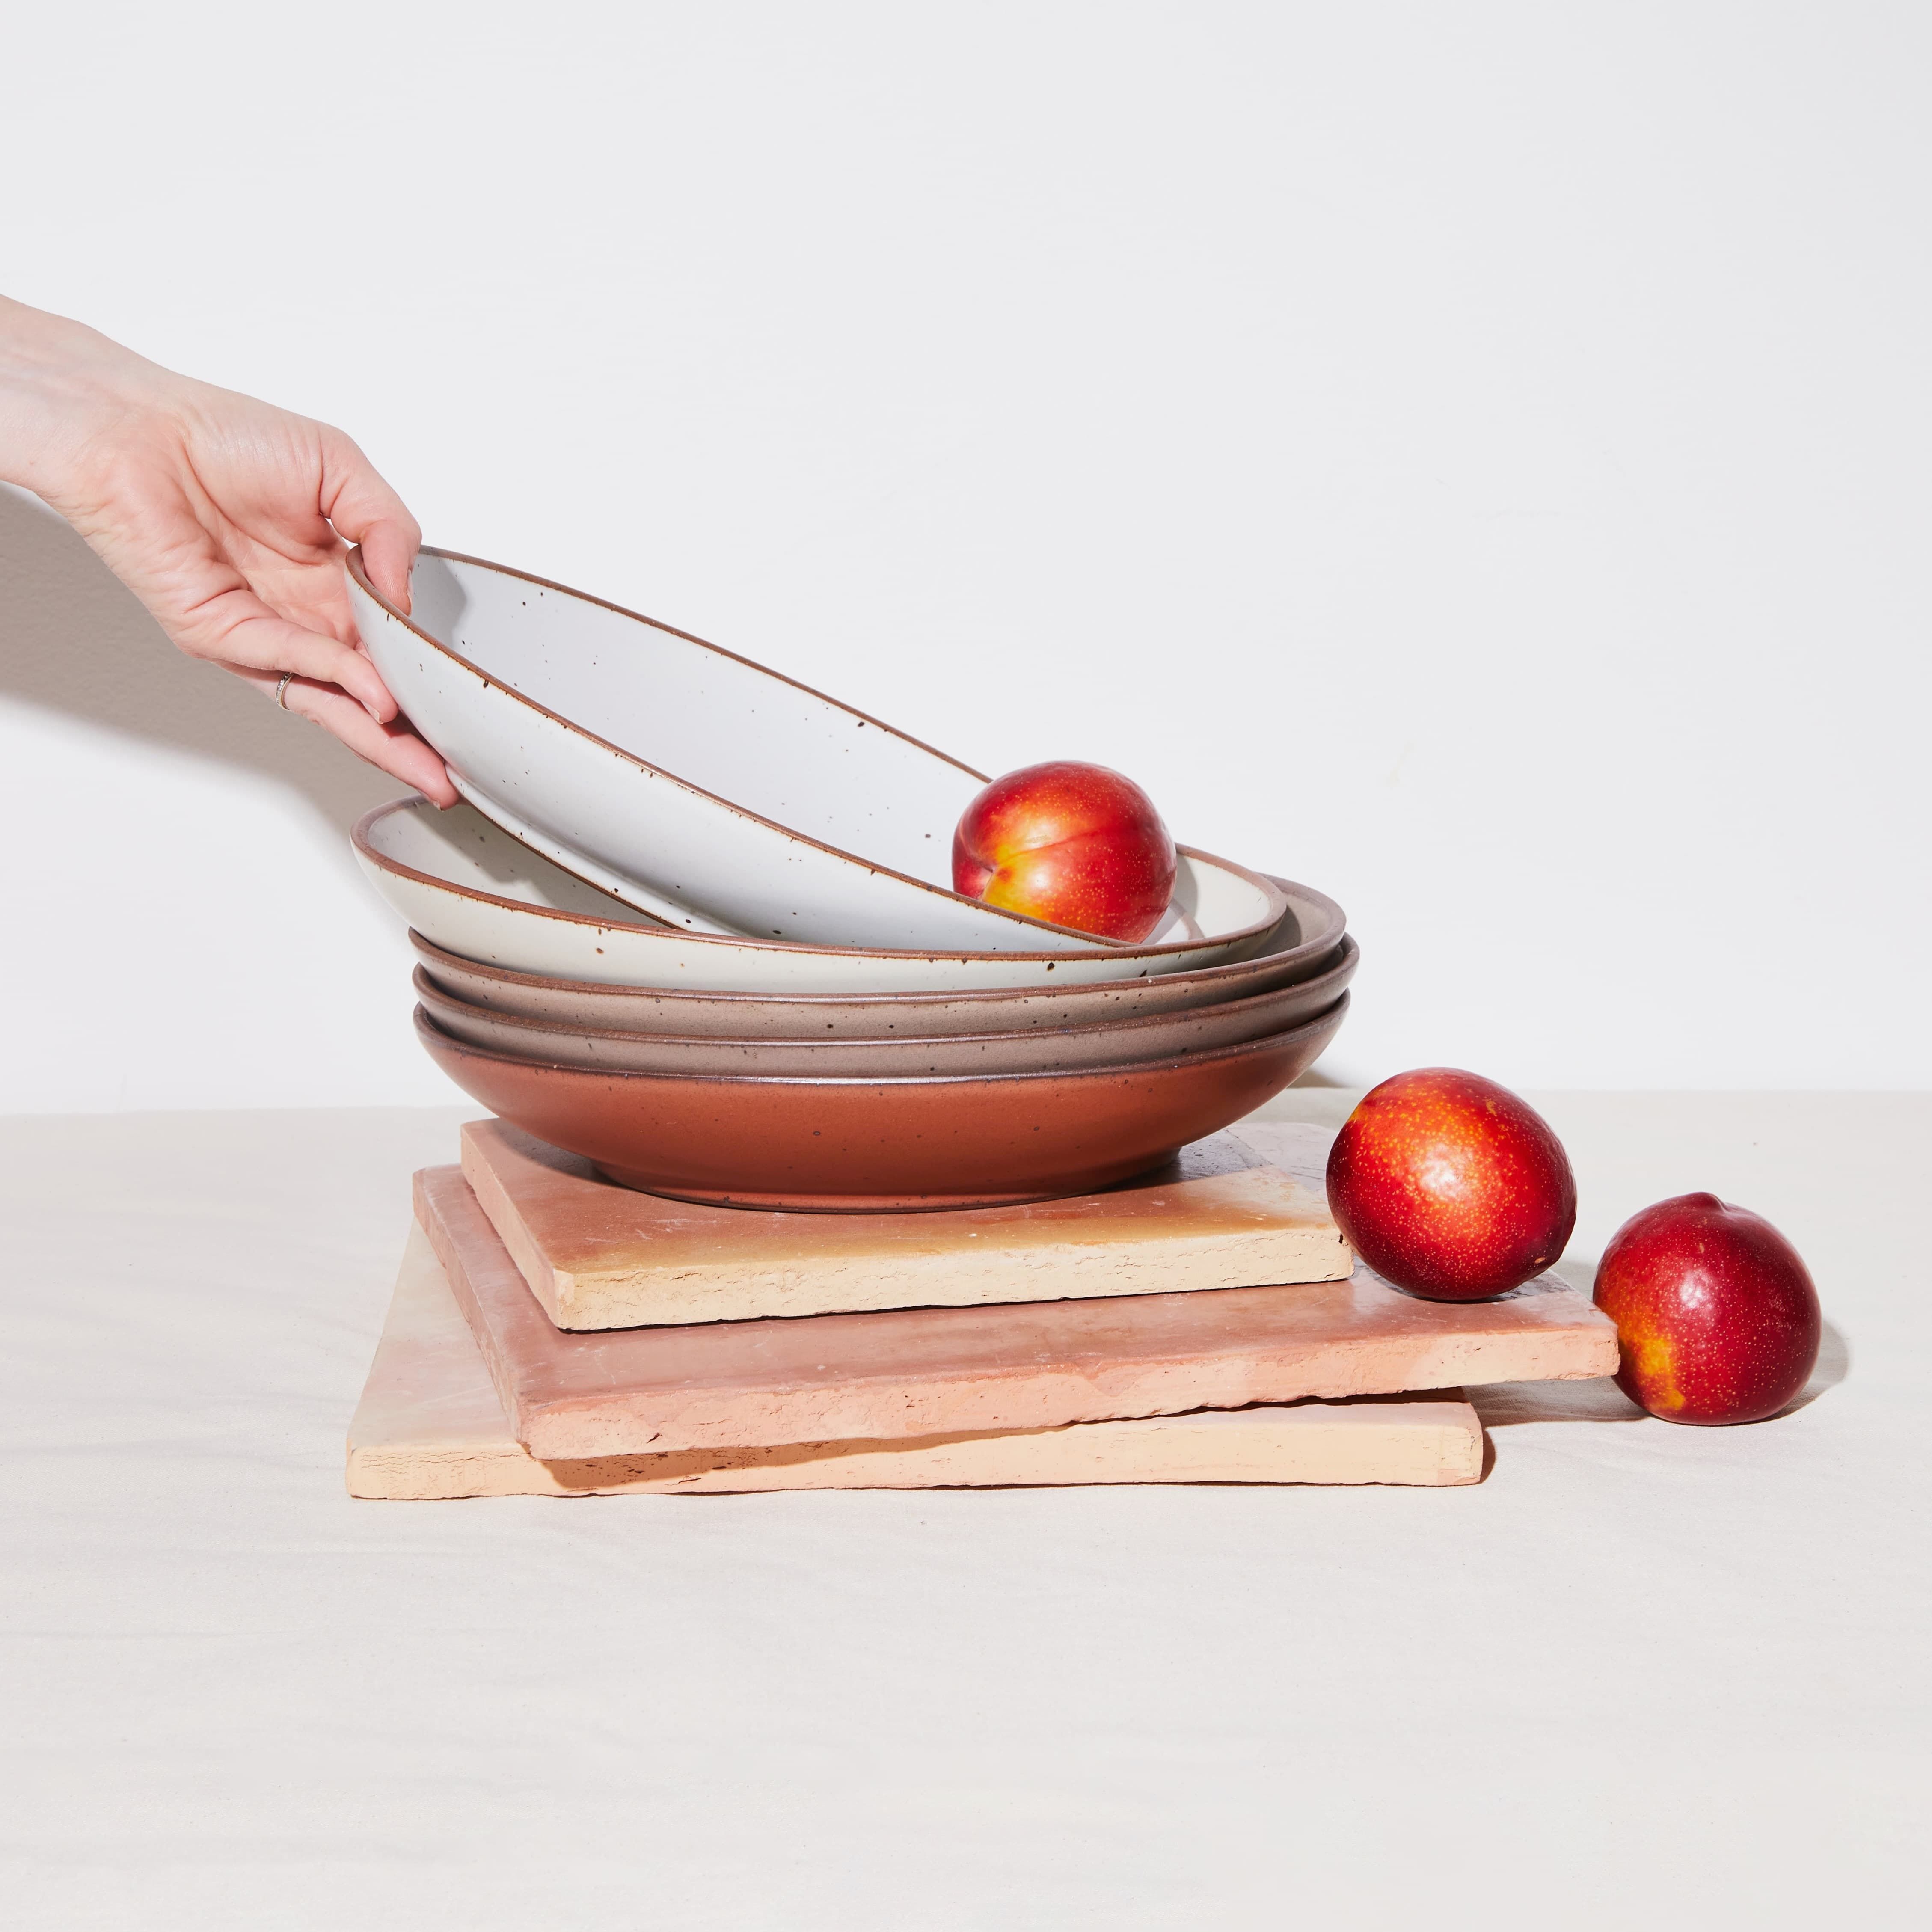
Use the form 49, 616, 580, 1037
0, 296, 160, 503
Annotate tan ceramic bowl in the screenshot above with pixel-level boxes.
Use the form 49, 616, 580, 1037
412, 940, 1355, 1077
414, 996, 1349, 1211
406, 875, 1347, 1038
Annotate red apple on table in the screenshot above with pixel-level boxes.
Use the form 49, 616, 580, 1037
953, 760, 1176, 943
1593, 1194, 1820, 1424
1325, 1068, 1577, 1301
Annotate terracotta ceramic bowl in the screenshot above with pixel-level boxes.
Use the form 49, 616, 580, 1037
354, 797, 1296, 994
412, 940, 1355, 1077
350, 547, 1257, 953
413, 995, 1350, 1211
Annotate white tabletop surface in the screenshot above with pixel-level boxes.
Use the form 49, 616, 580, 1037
0, 1091, 1924, 1930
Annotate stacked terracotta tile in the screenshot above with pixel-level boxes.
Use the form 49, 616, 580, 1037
347, 1118, 1617, 1499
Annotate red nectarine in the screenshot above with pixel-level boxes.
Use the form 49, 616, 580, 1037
1325, 1068, 1577, 1301
1593, 1193, 1820, 1424
953, 760, 1176, 943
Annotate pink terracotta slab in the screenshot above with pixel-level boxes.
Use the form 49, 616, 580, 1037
415, 1145, 1617, 1463
461, 1117, 1352, 1330
347, 1225, 1486, 1496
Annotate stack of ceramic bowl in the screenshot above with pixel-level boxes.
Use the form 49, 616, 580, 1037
348, 549, 1358, 1211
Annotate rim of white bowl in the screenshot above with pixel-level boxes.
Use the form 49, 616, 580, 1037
404, 892, 1350, 1006
352, 795, 1293, 967
348, 543, 1184, 950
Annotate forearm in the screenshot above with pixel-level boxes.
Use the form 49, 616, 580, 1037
0, 294, 160, 502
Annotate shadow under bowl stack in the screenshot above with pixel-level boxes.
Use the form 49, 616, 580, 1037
344, 545, 1618, 1496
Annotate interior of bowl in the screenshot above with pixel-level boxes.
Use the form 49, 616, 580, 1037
1166, 849, 1273, 938
362, 795, 662, 924
407, 552, 982, 889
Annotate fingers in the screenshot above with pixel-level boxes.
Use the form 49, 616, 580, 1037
182, 583, 403, 723
317, 424, 421, 615
230, 664, 460, 806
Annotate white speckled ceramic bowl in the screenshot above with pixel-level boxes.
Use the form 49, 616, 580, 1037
349, 546, 1243, 952
408, 918, 1352, 1039
353, 797, 1297, 995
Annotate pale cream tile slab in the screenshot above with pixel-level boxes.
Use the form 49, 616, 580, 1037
348, 1226, 1486, 1497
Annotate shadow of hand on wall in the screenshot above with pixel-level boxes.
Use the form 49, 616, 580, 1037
0, 484, 407, 837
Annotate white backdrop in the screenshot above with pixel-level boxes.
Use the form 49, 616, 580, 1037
2, 2, 1926, 1110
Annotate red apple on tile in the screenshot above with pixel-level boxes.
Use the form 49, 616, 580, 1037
953, 760, 1176, 943
1593, 1193, 1820, 1424
1325, 1068, 1577, 1300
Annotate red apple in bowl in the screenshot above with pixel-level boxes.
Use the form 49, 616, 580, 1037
1325, 1068, 1577, 1301
952, 760, 1177, 943
1593, 1194, 1820, 1424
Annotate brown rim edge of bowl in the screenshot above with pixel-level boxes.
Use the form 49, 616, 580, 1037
412, 990, 1349, 1089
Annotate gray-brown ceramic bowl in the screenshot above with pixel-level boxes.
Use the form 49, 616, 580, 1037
413, 995, 1350, 1210
407, 875, 1347, 1039
412, 939, 1356, 1077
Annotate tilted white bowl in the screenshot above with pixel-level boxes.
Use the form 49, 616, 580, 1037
352, 797, 1292, 996
350, 546, 1200, 952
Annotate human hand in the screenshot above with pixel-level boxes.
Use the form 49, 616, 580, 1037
0, 295, 456, 804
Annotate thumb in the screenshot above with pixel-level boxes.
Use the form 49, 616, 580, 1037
318, 424, 421, 614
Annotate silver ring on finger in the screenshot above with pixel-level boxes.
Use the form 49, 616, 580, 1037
275, 671, 296, 709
